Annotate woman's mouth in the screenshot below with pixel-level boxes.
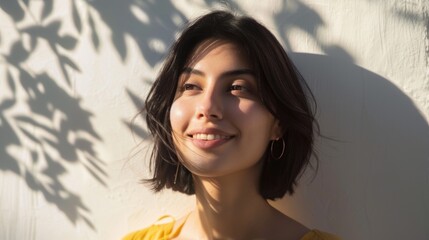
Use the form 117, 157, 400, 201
191, 133, 232, 140
187, 132, 234, 149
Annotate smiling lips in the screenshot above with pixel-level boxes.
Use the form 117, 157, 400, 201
192, 133, 232, 140
188, 131, 234, 149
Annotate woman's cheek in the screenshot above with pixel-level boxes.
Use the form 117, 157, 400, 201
170, 99, 190, 132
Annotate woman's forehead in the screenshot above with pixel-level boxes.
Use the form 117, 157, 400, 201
184, 38, 250, 69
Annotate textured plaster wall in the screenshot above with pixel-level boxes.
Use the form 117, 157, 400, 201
0, 1, 428, 240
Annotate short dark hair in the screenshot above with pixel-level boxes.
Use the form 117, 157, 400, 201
143, 10, 318, 200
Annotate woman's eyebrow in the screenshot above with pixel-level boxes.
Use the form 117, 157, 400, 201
221, 69, 255, 78
182, 67, 205, 76
182, 67, 255, 78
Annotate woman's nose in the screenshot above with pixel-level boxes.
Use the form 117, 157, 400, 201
195, 89, 223, 120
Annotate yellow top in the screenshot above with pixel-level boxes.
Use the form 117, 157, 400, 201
123, 216, 340, 240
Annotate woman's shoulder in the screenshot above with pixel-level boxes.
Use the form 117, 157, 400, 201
269, 209, 341, 240
300, 230, 342, 240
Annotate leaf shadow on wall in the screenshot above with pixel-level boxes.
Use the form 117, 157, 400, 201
86, 0, 188, 67
78, 0, 188, 139
274, 0, 354, 61
0, 0, 106, 230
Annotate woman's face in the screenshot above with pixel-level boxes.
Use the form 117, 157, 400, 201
170, 40, 280, 178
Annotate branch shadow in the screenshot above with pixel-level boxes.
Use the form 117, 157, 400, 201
0, 0, 106, 231
86, 0, 187, 66
124, 87, 151, 141
274, 0, 354, 61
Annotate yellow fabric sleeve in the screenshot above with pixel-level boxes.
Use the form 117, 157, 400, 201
122, 216, 184, 240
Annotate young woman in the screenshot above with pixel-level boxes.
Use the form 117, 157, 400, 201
124, 10, 340, 240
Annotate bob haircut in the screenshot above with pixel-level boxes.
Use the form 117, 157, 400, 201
144, 10, 318, 200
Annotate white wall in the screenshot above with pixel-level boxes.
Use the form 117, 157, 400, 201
0, 0, 428, 239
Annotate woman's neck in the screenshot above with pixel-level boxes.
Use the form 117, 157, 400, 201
177, 164, 310, 240
190, 166, 276, 239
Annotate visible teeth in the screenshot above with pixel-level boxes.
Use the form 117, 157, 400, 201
193, 134, 229, 140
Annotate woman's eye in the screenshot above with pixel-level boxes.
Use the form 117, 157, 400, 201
229, 85, 247, 92
182, 83, 199, 91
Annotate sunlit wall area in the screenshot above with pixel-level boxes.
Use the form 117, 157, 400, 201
0, 1, 428, 240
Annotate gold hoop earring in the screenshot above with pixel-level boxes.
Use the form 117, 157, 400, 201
173, 162, 180, 184
270, 138, 285, 159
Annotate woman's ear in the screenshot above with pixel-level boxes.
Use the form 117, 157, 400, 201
271, 119, 283, 140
